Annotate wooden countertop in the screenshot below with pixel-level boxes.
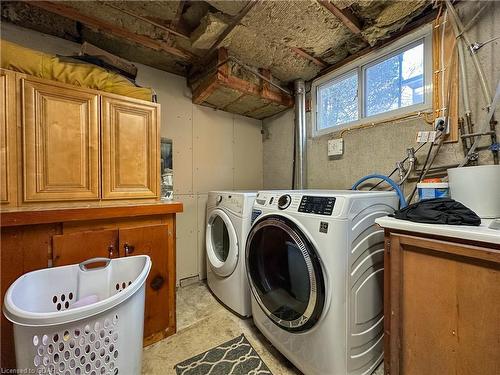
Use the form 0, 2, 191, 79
0, 202, 183, 227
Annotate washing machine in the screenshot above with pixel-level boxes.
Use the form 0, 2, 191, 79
206, 191, 256, 317
246, 190, 398, 375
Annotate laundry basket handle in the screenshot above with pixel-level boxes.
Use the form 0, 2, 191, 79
79, 258, 112, 271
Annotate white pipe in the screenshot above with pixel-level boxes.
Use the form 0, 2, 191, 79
445, 4, 471, 115
294, 80, 307, 189
446, 0, 492, 106
459, 80, 500, 167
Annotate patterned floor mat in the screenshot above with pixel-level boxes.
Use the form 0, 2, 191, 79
174, 334, 273, 375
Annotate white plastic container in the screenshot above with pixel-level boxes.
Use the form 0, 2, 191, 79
417, 182, 450, 200
3, 256, 151, 375
448, 165, 500, 218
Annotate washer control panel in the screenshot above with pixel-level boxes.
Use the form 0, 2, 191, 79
298, 196, 336, 215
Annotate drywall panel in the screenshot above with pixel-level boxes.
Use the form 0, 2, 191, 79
136, 65, 194, 195
197, 193, 209, 280
233, 115, 264, 190
175, 194, 198, 284
263, 109, 295, 189
193, 106, 234, 193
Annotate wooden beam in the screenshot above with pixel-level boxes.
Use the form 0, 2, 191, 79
192, 75, 219, 104
290, 47, 327, 68
217, 47, 230, 80
28, 1, 194, 61
105, 3, 190, 40
205, 0, 259, 57
223, 75, 293, 107
317, 0, 363, 36
171, 0, 186, 31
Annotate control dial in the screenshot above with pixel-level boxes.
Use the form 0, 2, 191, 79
277, 194, 292, 210
216, 195, 223, 205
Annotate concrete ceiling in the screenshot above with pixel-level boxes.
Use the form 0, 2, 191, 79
1, 0, 433, 84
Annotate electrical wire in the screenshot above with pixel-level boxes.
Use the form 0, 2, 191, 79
368, 137, 439, 191
406, 141, 434, 203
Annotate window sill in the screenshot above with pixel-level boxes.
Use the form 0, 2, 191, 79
312, 106, 434, 138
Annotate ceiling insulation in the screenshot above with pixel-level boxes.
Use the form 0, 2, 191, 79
207, 0, 249, 16
190, 12, 228, 49
1, 0, 435, 117
221, 24, 321, 82
190, 48, 293, 119
360, 0, 429, 45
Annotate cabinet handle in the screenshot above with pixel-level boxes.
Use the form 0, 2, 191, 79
108, 245, 115, 258
124, 243, 135, 255
150, 275, 165, 291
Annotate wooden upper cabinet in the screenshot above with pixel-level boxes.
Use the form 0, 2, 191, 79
0, 70, 17, 205
101, 96, 159, 200
22, 79, 100, 202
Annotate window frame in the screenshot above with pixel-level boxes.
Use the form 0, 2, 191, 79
312, 25, 433, 137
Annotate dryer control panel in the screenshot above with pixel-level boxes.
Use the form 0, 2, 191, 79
298, 196, 336, 215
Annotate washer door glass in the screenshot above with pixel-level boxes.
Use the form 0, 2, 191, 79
206, 209, 238, 277
246, 216, 325, 332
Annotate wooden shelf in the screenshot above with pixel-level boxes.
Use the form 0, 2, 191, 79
0, 202, 183, 227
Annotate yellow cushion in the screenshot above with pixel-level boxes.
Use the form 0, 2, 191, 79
1, 39, 153, 102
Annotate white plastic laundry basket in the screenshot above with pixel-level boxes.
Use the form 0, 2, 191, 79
3, 255, 151, 375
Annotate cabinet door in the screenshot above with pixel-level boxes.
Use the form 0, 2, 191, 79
101, 96, 159, 199
119, 223, 174, 340
1, 224, 55, 370
22, 79, 100, 202
387, 234, 500, 375
53, 229, 119, 267
0, 70, 17, 205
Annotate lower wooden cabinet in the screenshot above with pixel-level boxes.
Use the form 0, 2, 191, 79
0, 204, 181, 370
53, 228, 120, 263
384, 232, 500, 375
120, 224, 174, 340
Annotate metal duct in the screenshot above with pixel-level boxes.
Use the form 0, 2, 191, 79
294, 79, 307, 189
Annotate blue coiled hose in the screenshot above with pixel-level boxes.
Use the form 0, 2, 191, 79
351, 174, 407, 208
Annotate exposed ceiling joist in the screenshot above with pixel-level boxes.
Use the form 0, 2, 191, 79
171, 1, 186, 31
105, 3, 190, 40
290, 47, 327, 68
319, 5, 439, 77
317, 0, 364, 38
28, 1, 194, 61
206, 0, 260, 56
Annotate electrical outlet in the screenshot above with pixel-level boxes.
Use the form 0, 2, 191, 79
416, 131, 437, 143
434, 116, 449, 134
328, 138, 343, 156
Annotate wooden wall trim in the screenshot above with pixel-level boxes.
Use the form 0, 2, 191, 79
386, 229, 500, 251
0, 203, 183, 227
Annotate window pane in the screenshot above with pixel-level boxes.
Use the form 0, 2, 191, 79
317, 72, 358, 129
365, 42, 424, 117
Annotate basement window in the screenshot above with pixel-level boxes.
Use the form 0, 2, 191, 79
312, 26, 432, 136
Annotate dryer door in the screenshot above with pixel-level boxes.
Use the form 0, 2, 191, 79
206, 209, 239, 277
246, 215, 325, 332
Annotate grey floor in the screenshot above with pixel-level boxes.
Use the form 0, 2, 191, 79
142, 281, 384, 375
